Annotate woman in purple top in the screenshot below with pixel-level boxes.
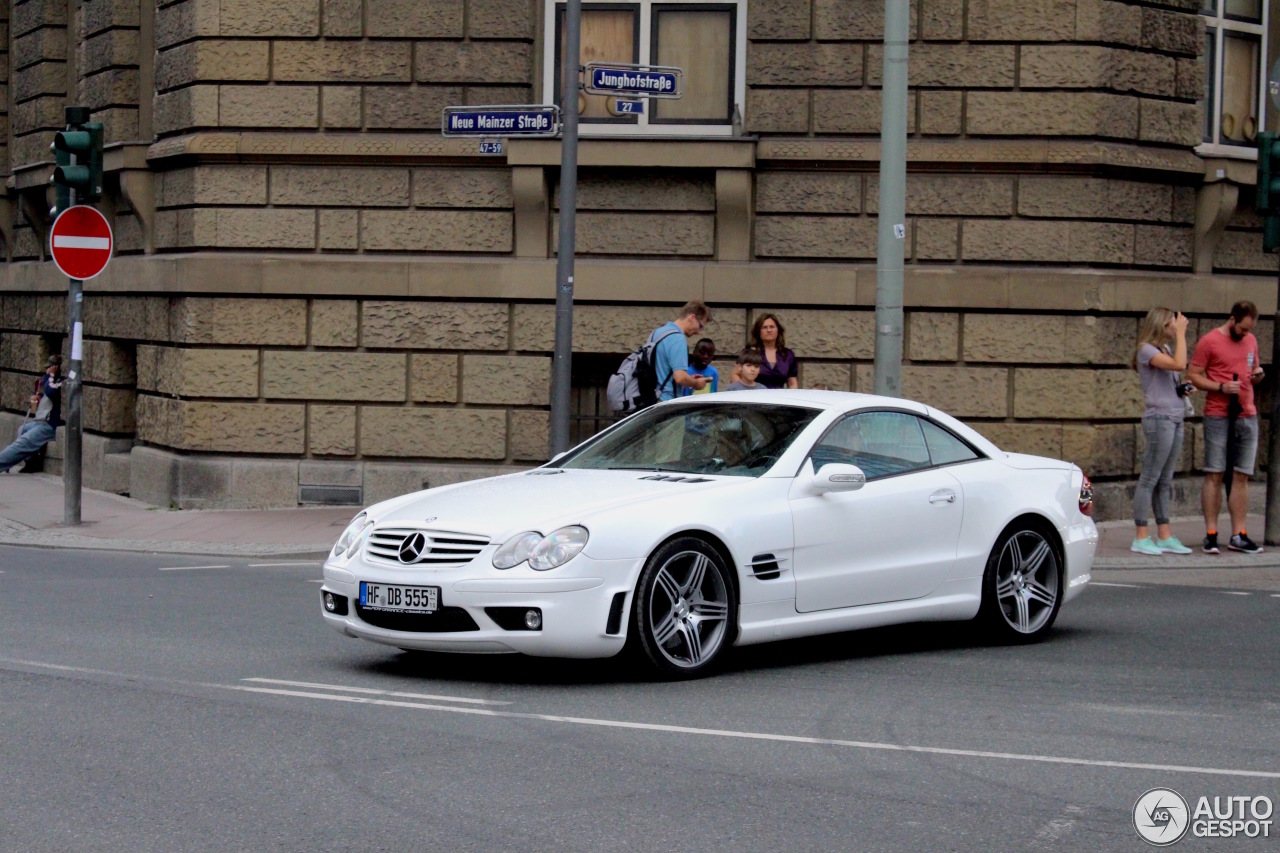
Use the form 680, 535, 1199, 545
733, 313, 798, 389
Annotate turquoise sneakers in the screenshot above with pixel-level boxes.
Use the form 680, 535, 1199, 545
1156, 536, 1193, 555
1130, 537, 1162, 556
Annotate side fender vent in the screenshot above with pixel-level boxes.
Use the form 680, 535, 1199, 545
749, 553, 781, 581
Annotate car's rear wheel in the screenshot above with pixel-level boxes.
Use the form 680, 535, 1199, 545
978, 522, 1063, 643
631, 537, 736, 679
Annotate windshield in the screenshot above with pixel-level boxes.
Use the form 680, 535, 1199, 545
557, 402, 820, 477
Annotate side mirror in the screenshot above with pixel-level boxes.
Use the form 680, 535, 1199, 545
812, 463, 867, 493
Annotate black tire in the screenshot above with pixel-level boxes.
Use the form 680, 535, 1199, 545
629, 537, 736, 679
977, 520, 1064, 644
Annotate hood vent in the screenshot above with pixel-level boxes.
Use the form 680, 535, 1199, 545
749, 553, 782, 580
527, 469, 564, 475
639, 474, 713, 483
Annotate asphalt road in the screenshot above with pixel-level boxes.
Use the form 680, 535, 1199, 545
2, 544, 1278, 852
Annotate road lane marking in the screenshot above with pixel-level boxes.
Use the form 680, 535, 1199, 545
157, 565, 230, 571
226, 685, 1280, 780
1218, 591, 1251, 596
1082, 703, 1226, 719
1090, 582, 1143, 588
241, 677, 510, 706
306, 579, 323, 583
247, 562, 319, 567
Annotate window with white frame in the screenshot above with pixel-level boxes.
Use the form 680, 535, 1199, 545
1201, 1, 1268, 152
543, 1, 748, 136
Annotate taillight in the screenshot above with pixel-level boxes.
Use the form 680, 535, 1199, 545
1078, 474, 1094, 517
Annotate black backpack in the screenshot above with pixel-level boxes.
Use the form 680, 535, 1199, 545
606, 328, 682, 413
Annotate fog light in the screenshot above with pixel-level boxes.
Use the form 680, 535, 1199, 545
524, 609, 542, 630
324, 592, 337, 612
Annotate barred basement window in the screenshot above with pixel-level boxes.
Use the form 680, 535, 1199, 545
1200, 0, 1267, 153
545, 1, 746, 137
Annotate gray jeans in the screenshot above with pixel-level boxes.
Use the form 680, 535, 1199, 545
1133, 415, 1184, 527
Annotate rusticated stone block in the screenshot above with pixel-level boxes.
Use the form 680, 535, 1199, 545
868, 44, 1014, 88
1175, 57, 1204, 101
12, 0, 67, 39
915, 219, 958, 261
1018, 177, 1172, 222
410, 354, 459, 402
1, 371, 37, 413
455, 86, 533, 107
220, 0, 319, 37
13, 76, 67, 115
749, 43, 862, 87
812, 90, 916, 134
556, 173, 715, 212
323, 0, 363, 37
78, 68, 140, 110
309, 404, 356, 455
1, 333, 52, 372
220, 85, 319, 128
1214, 231, 1275, 272
138, 398, 305, 453
975, 423, 1064, 459
274, 41, 410, 83
263, 351, 406, 401
1072, 316, 1139, 367
415, 41, 531, 84
172, 298, 307, 346
154, 85, 220, 134
83, 386, 136, 434
82, 340, 136, 385
322, 86, 363, 128
272, 166, 409, 207
359, 407, 507, 459
362, 210, 512, 252
469, 0, 535, 39
1062, 424, 1136, 476
156, 0, 221, 48
213, 209, 316, 249
1138, 99, 1201, 146
967, 0, 1074, 41
156, 40, 269, 91
509, 409, 549, 462
462, 355, 550, 405
83, 0, 141, 34
899, 365, 1009, 417
920, 0, 963, 40
227, 459, 300, 508
1020, 46, 1176, 96
365, 85, 464, 128
799, 362, 851, 391
756, 216, 877, 259
749, 0, 812, 39
1069, 222, 1135, 264
919, 91, 962, 135
967, 92, 1138, 138
1140, 7, 1202, 56
137, 345, 260, 397
965, 314, 1068, 362
555, 213, 713, 256
366, 0, 463, 37
158, 165, 267, 207
1014, 368, 1143, 419
511, 305, 748, 355
745, 88, 809, 134
1075, 0, 1143, 44
756, 172, 861, 214
962, 220, 1134, 264
869, 175, 1013, 216
414, 168, 513, 208
361, 302, 509, 350
318, 209, 359, 250
814, 0, 916, 39
908, 313, 959, 361
82, 29, 138, 76
309, 300, 358, 347
83, 296, 172, 342
1134, 225, 1193, 268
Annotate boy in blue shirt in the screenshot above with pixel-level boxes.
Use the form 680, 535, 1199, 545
678, 338, 718, 396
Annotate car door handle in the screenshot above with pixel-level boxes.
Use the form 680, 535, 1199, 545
929, 491, 957, 504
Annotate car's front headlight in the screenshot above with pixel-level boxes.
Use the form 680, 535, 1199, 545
528, 526, 589, 571
492, 531, 542, 569
332, 512, 373, 561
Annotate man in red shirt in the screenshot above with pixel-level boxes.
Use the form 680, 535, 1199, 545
1187, 300, 1266, 554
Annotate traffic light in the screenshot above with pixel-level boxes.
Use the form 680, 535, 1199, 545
50, 114, 103, 213
1255, 132, 1280, 252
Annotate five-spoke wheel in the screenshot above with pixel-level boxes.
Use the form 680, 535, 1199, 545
979, 523, 1062, 642
632, 537, 736, 678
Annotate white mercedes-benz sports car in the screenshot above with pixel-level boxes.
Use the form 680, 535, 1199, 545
320, 390, 1097, 678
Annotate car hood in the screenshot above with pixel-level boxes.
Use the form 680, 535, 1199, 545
999, 452, 1074, 471
370, 469, 752, 538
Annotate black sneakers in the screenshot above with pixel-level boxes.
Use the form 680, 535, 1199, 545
1228, 533, 1264, 554
1202, 534, 1220, 554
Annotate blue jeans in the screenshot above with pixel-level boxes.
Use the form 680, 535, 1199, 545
0, 420, 55, 472
1133, 415, 1184, 527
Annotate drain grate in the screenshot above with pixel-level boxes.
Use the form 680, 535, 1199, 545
299, 485, 363, 506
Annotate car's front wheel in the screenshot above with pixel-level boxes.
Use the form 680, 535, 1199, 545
978, 521, 1063, 643
631, 537, 736, 679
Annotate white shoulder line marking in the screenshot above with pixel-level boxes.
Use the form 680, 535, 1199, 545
1090, 582, 1143, 588
227, 684, 1280, 780
1217, 591, 1251, 596
241, 677, 510, 706
158, 565, 230, 571
248, 562, 319, 567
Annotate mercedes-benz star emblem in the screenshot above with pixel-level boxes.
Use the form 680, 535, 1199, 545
398, 532, 428, 564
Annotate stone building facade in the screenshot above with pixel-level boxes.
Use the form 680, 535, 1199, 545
0, 0, 1275, 516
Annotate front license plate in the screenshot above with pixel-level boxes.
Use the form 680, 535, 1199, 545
359, 582, 440, 613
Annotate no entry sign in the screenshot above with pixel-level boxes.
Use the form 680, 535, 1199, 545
50, 205, 113, 281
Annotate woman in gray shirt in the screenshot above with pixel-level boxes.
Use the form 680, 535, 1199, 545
1131, 307, 1191, 556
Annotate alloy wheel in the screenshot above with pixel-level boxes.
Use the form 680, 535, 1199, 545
646, 549, 730, 670
994, 530, 1060, 635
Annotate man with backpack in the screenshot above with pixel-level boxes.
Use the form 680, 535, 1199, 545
608, 301, 713, 413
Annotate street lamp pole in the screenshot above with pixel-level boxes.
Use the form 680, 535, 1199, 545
550, 0, 582, 456
873, 0, 909, 398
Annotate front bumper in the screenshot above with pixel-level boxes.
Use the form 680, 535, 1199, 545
320, 553, 642, 658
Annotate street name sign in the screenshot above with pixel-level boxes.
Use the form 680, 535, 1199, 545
583, 63, 683, 99
441, 105, 562, 137
50, 204, 112, 281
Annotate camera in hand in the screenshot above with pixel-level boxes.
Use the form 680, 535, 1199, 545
1175, 381, 1194, 397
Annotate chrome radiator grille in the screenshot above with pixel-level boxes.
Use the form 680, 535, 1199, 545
366, 528, 490, 567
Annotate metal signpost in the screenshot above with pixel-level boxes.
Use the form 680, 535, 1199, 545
873, 0, 909, 398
